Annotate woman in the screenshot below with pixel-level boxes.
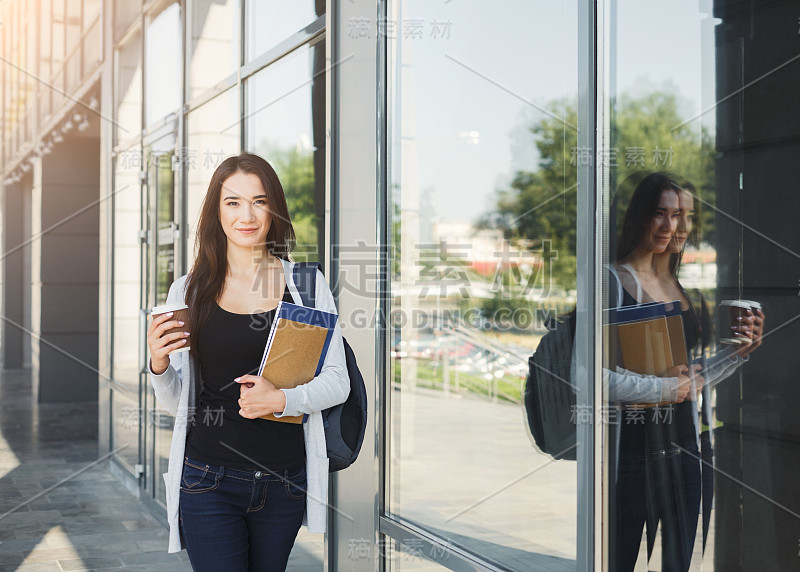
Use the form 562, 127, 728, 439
658, 182, 763, 552
611, 173, 761, 571
610, 172, 706, 572
147, 153, 349, 571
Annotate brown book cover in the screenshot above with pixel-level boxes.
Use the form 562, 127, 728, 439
614, 316, 674, 376
665, 314, 688, 367
258, 318, 332, 424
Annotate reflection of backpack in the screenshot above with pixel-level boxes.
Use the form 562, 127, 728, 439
523, 313, 577, 460
293, 262, 368, 472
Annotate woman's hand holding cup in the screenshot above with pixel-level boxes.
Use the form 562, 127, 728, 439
147, 306, 191, 375
738, 302, 765, 356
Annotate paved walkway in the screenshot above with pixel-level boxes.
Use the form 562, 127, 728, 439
0, 369, 322, 571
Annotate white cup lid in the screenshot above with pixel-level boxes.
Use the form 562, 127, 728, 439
719, 300, 750, 309
151, 302, 188, 314
740, 299, 762, 310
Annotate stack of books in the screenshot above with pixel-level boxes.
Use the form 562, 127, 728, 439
257, 302, 338, 423
604, 301, 688, 377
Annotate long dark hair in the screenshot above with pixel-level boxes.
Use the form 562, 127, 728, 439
616, 172, 701, 342
185, 153, 295, 357
668, 181, 701, 276
616, 172, 682, 262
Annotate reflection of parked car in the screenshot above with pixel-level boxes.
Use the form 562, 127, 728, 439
391, 329, 440, 359
473, 313, 493, 331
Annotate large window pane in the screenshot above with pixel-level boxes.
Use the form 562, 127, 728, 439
388, 2, 579, 569
114, 0, 140, 42
144, 2, 181, 126
112, 389, 140, 472
111, 150, 144, 478
112, 151, 143, 397
188, 0, 239, 100
65, 0, 81, 56
246, 0, 322, 60
246, 42, 326, 263
602, 1, 800, 570
186, 88, 240, 259
114, 30, 142, 145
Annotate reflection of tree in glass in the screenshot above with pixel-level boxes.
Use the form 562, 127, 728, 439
267, 146, 318, 261
611, 91, 715, 245
483, 89, 716, 294
156, 153, 175, 304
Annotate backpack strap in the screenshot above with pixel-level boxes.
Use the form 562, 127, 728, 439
605, 264, 625, 307
619, 262, 644, 303
292, 261, 321, 308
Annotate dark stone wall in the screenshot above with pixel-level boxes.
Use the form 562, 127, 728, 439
713, 0, 800, 568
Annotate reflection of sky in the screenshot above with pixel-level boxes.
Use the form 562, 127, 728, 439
247, 46, 315, 156
402, 1, 577, 223
247, 1, 318, 60
398, 0, 711, 224
616, 0, 714, 123
145, 3, 181, 125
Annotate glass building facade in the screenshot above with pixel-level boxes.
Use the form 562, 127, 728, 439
1, 0, 799, 570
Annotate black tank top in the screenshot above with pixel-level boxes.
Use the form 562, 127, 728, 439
185, 286, 305, 471
617, 287, 701, 454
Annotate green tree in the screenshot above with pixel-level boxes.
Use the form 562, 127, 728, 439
611, 91, 716, 244
268, 147, 319, 261
486, 89, 715, 289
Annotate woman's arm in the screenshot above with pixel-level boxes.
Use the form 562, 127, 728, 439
148, 276, 188, 415
605, 367, 677, 403
605, 365, 697, 403
693, 346, 748, 390
274, 269, 350, 417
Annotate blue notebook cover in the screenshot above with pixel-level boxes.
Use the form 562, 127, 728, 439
259, 301, 338, 378
257, 302, 338, 424
604, 300, 681, 325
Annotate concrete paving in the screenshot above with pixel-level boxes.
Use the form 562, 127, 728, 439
0, 366, 717, 571
390, 387, 577, 571
0, 369, 322, 571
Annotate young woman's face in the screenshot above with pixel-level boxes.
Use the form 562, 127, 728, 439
218, 171, 272, 249
639, 189, 681, 253
668, 189, 695, 253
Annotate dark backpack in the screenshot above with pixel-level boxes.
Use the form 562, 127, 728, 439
522, 312, 577, 461
523, 268, 628, 460
293, 262, 368, 472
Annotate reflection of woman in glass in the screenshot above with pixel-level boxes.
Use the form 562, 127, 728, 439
657, 182, 764, 551
610, 172, 705, 572
147, 153, 349, 570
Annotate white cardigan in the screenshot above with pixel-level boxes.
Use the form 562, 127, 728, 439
149, 259, 350, 553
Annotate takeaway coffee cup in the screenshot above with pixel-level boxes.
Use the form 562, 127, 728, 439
741, 299, 762, 314
718, 300, 752, 345
151, 302, 190, 353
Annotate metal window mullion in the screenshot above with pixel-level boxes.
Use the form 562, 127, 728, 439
239, 15, 325, 82
592, 0, 613, 569
379, 516, 509, 572
576, 0, 602, 570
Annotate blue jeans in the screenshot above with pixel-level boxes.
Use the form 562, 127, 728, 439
179, 457, 307, 572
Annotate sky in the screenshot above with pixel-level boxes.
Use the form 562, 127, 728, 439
395, 0, 715, 224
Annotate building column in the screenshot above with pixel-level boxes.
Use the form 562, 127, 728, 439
2, 177, 27, 369
31, 137, 100, 402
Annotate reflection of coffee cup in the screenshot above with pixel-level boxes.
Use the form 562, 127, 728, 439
741, 299, 762, 313
151, 302, 190, 353
718, 300, 751, 344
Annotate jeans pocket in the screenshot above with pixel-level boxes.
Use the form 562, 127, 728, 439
284, 467, 307, 500
181, 459, 220, 493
